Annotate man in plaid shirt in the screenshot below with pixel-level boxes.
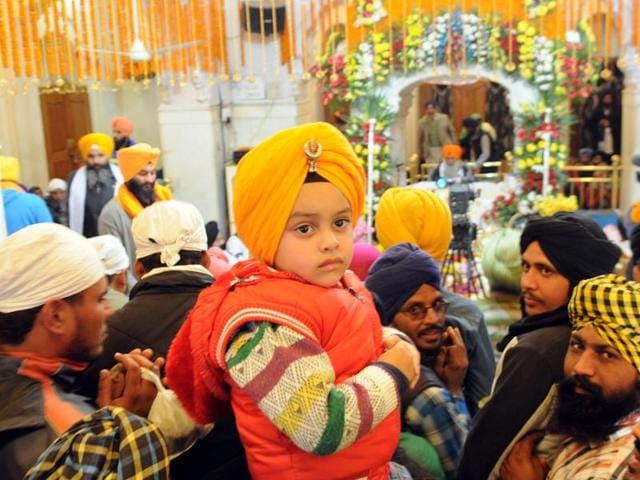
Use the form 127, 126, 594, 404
367, 243, 470, 480
501, 275, 640, 480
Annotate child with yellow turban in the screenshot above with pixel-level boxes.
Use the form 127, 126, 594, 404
166, 122, 418, 480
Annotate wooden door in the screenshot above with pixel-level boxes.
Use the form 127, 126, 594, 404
418, 80, 488, 138
40, 90, 92, 180
451, 80, 488, 133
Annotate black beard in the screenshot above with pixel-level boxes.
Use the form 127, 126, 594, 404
126, 179, 156, 207
548, 375, 640, 444
114, 137, 129, 150
88, 162, 109, 171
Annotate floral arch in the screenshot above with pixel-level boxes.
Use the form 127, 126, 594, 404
311, 7, 600, 194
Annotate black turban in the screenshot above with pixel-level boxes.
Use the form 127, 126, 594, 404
520, 212, 621, 290
631, 224, 640, 266
365, 242, 441, 326
205, 221, 219, 248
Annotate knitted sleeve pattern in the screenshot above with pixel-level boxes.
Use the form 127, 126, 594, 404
225, 322, 401, 456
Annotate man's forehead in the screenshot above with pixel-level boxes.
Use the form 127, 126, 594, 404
572, 326, 617, 350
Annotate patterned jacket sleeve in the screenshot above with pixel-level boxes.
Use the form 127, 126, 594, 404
405, 386, 470, 479
225, 322, 407, 455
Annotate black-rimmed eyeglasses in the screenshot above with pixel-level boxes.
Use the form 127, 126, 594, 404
399, 299, 449, 322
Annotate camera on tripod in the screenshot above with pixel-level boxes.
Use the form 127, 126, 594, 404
436, 178, 477, 249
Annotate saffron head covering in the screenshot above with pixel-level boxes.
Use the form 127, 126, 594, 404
233, 122, 365, 265
25, 407, 169, 480
520, 211, 621, 290
132, 200, 207, 267
0, 155, 23, 191
569, 274, 640, 373
89, 235, 130, 275
442, 144, 463, 160
117, 143, 161, 182
349, 242, 381, 281
365, 243, 441, 325
375, 187, 452, 263
78, 133, 115, 160
112, 116, 134, 136
0, 223, 105, 313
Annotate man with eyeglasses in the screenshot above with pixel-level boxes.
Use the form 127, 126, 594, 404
458, 212, 622, 480
367, 242, 470, 480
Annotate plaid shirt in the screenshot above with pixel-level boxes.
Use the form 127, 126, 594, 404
547, 409, 640, 480
405, 386, 470, 479
25, 407, 170, 479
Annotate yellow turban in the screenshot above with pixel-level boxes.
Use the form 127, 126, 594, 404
376, 187, 452, 262
569, 274, 640, 373
0, 155, 22, 191
78, 133, 115, 160
233, 122, 365, 265
117, 143, 161, 181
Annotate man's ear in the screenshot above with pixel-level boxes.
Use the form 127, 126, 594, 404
201, 251, 211, 269
112, 270, 128, 293
134, 259, 147, 279
38, 299, 72, 336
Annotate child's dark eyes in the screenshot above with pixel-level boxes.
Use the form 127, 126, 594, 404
335, 218, 350, 228
296, 225, 312, 234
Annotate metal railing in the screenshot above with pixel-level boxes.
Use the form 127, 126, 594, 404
560, 155, 622, 210
406, 153, 512, 184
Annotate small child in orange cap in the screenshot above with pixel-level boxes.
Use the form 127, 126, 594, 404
166, 122, 418, 479
112, 116, 136, 157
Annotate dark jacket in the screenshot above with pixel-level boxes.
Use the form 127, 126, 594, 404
0, 355, 95, 480
442, 290, 495, 417
83, 267, 250, 480
457, 308, 571, 480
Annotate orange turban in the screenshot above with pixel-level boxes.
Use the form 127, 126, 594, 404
376, 187, 452, 262
117, 143, 161, 181
0, 156, 22, 191
112, 116, 134, 136
78, 133, 115, 160
442, 144, 463, 160
233, 122, 365, 265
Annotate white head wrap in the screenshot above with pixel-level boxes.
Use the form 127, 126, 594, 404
47, 178, 67, 193
0, 224, 105, 313
88, 235, 130, 275
132, 200, 207, 267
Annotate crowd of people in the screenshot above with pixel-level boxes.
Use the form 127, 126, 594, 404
1, 121, 640, 480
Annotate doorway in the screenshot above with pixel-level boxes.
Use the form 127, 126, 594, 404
40, 90, 92, 180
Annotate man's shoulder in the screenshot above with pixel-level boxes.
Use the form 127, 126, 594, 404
98, 197, 125, 219
515, 325, 572, 354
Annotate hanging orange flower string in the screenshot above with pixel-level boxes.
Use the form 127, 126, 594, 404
71, 0, 85, 83
61, 0, 76, 85
108, 0, 122, 83
148, 0, 162, 84
287, 0, 295, 79
87, 0, 100, 85
216, 1, 228, 80
9, 0, 26, 80
161, 0, 175, 85
301, 2, 309, 79
176, 0, 188, 83
243, 0, 255, 80
22, 0, 36, 79
42, 0, 54, 82
203, 0, 214, 82
140, 0, 151, 84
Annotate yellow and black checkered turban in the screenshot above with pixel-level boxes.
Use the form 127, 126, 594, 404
25, 406, 169, 479
569, 274, 640, 372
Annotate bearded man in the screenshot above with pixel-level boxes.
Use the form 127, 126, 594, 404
500, 275, 640, 480
68, 133, 123, 237
98, 143, 172, 287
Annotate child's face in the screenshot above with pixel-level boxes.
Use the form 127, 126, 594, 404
274, 182, 354, 287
